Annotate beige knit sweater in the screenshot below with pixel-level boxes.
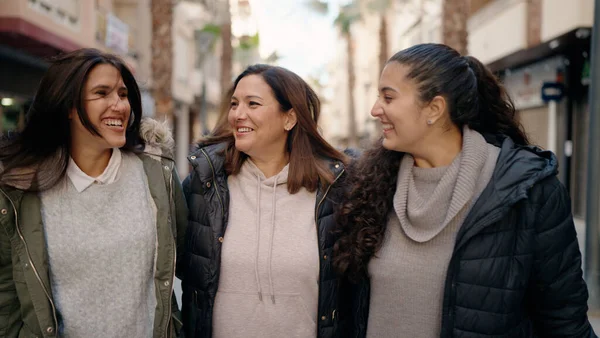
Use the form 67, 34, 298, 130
367, 127, 500, 337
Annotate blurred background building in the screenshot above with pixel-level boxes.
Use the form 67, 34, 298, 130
0, 0, 264, 177
321, 0, 593, 234
0, 0, 595, 248
0, 0, 594, 209
0, 0, 93, 133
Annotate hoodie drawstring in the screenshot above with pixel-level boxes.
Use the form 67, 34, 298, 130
254, 174, 262, 301
267, 177, 277, 304
253, 166, 284, 304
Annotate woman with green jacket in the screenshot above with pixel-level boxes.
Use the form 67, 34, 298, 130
0, 48, 187, 338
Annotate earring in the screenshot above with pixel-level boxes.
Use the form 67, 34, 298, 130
427, 119, 433, 125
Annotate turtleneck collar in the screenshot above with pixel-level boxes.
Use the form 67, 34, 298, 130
394, 126, 490, 242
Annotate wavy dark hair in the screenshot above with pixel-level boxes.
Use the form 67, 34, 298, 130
200, 64, 347, 193
333, 43, 529, 281
0, 48, 143, 192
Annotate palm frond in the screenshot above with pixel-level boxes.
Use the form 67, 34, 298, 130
306, 0, 329, 15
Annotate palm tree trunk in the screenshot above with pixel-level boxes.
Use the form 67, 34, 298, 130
346, 31, 359, 147
378, 13, 389, 74
151, 0, 173, 122
442, 0, 469, 55
220, 0, 233, 95
526, 0, 542, 47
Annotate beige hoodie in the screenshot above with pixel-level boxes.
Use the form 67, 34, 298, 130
212, 159, 319, 338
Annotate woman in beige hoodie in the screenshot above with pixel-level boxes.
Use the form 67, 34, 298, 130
179, 64, 349, 338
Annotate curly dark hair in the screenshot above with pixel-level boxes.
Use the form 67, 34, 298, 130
333, 43, 529, 282
333, 144, 402, 281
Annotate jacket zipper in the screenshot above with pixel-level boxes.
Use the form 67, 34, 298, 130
200, 149, 224, 216
0, 187, 59, 335
441, 208, 509, 336
165, 165, 177, 338
441, 186, 530, 335
314, 168, 345, 224
314, 167, 345, 334
166, 240, 176, 338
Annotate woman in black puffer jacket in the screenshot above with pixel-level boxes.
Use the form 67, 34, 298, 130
334, 43, 597, 338
179, 64, 349, 338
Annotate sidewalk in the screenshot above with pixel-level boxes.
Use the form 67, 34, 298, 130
591, 314, 600, 333
576, 218, 600, 333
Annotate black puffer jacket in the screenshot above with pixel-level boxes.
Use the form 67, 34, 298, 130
179, 143, 346, 338
340, 134, 597, 338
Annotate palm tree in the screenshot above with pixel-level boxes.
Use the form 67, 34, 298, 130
220, 0, 233, 95
308, 0, 361, 147
151, 0, 174, 123
367, 0, 392, 73
378, 13, 388, 73
335, 4, 361, 147
442, 0, 469, 55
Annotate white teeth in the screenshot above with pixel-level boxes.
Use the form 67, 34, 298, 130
237, 127, 253, 133
104, 119, 123, 127
382, 123, 394, 131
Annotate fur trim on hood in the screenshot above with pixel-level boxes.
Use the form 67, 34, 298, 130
139, 117, 176, 159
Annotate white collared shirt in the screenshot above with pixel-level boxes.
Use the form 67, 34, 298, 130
67, 148, 122, 193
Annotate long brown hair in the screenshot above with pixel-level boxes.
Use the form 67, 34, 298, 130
334, 43, 529, 281
201, 64, 346, 193
0, 48, 143, 191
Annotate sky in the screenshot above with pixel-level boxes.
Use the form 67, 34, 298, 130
249, 0, 345, 80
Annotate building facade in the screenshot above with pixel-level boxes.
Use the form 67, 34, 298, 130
322, 0, 444, 148
469, 0, 593, 223
0, 0, 148, 132
0, 0, 91, 132
323, 0, 593, 224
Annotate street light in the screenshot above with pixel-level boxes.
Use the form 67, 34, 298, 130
1, 98, 13, 106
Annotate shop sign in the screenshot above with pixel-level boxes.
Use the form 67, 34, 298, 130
502, 56, 566, 110
541, 82, 565, 102
106, 13, 129, 55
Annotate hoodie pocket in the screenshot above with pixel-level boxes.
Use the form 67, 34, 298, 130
213, 291, 317, 337
294, 295, 317, 326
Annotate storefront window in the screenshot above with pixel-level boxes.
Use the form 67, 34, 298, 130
0, 94, 28, 133
572, 99, 590, 219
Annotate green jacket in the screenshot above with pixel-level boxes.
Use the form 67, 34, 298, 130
0, 119, 188, 338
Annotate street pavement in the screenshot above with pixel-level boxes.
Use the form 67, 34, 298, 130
174, 278, 182, 308
574, 218, 599, 333
591, 316, 600, 332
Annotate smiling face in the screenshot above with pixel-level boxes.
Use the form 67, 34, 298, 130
371, 62, 432, 153
228, 74, 295, 161
70, 64, 131, 154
